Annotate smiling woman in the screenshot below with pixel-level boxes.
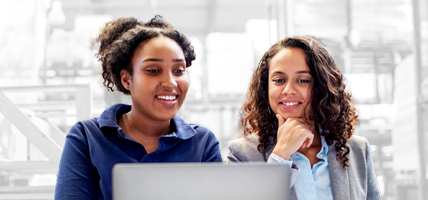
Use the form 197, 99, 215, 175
54, 16, 222, 200
227, 36, 381, 200
121, 37, 189, 126
268, 48, 313, 122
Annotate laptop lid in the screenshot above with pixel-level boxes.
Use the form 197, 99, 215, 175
113, 163, 290, 200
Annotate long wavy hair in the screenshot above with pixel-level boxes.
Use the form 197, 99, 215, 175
92, 15, 196, 95
240, 36, 358, 168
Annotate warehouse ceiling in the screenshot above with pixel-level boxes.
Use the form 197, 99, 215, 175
58, 0, 412, 46
59, 0, 266, 39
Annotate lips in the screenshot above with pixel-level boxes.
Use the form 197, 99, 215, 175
279, 100, 302, 110
281, 102, 299, 106
155, 95, 178, 101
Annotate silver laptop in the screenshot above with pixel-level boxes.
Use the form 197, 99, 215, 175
113, 163, 290, 200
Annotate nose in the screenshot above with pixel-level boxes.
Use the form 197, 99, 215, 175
281, 81, 296, 95
161, 72, 178, 90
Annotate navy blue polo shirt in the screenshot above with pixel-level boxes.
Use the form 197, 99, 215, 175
55, 104, 222, 200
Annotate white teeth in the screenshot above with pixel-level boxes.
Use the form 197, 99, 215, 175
284, 102, 298, 106
156, 95, 177, 100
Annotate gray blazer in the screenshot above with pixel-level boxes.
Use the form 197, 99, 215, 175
227, 134, 382, 200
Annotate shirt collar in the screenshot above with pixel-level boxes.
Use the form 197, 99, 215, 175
97, 104, 196, 140
97, 104, 130, 128
168, 115, 197, 140
316, 125, 329, 160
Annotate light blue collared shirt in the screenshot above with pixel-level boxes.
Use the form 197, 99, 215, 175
270, 135, 333, 200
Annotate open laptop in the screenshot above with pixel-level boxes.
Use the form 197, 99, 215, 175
113, 163, 290, 200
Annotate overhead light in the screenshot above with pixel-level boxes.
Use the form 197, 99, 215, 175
349, 29, 360, 48
48, 0, 66, 26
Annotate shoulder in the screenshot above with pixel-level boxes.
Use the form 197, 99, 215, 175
227, 134, 266, 162
189, 124, 213, 135
229, 134, 260, 151
187, 122, 215, 137
70, 118, 100, 133
345, 135, 373, 168
328, 135, 372, 168
67, 118, 102, 143
172, 115, 217, 141
347, 135, 370, 155
348, 135, 369, 146
189, 124, 219, 141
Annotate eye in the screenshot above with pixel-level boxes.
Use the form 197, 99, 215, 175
173, 68, 186, 75
146, 69, 159, 74
298, 79, 310, 83
273, 78, 284, 83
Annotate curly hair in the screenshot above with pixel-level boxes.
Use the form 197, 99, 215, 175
240, 36, 358, 168
92, 15, 196, 95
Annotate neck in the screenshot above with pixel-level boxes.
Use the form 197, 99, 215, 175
307, 121, 322, 147
297, 122, 323, 167
121, 108, 171, 138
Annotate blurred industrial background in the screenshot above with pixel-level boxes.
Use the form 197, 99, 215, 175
0, 0, 427, 199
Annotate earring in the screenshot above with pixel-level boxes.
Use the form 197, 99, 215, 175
268, 104, 273, 116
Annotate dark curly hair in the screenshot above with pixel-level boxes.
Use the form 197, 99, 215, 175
92, 15, 196, 95
240, 36, 358, 168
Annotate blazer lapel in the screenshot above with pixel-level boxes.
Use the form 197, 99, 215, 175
328, 145, 350, 200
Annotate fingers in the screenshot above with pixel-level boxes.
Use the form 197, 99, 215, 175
298, 129, 313, 148
302, 139, 310, 148
276, 114, 286, 126
290, 118, 311, 129
273, 116, 317, 159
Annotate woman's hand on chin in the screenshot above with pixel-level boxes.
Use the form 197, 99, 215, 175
271, 114, 314, 160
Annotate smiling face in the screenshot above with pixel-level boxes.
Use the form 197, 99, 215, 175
121, 36, 189, 122
268, 47, 313, 121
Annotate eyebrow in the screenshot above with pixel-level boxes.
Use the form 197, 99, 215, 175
173, 58, 185, 62
271, 70, 311, 75
142, 58, 185, 63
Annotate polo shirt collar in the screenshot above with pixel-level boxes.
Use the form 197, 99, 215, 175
97, 104, 130, 129
169, 115, 197, 140
97, 104, 196, 140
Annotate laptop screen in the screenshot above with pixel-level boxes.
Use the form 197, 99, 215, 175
113, 163, 290, 200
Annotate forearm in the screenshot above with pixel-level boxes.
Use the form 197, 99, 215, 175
268, 153, 299, 188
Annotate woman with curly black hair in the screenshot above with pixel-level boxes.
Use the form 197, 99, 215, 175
227, 36, 381, 200
55, 16, 222, 200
